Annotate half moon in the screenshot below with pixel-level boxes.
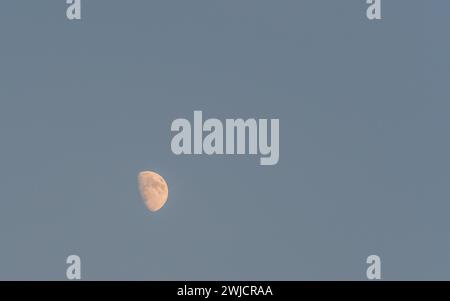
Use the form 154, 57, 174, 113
138, 171, 169, 212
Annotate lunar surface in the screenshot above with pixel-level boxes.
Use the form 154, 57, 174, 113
138, 171, 169, 212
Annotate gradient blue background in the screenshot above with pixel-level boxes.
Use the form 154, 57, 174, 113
0, 0, 448, 280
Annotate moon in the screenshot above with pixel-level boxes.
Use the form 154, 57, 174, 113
138, 171, 169, 212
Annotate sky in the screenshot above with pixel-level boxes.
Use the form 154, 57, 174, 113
0, 0, 449, 280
